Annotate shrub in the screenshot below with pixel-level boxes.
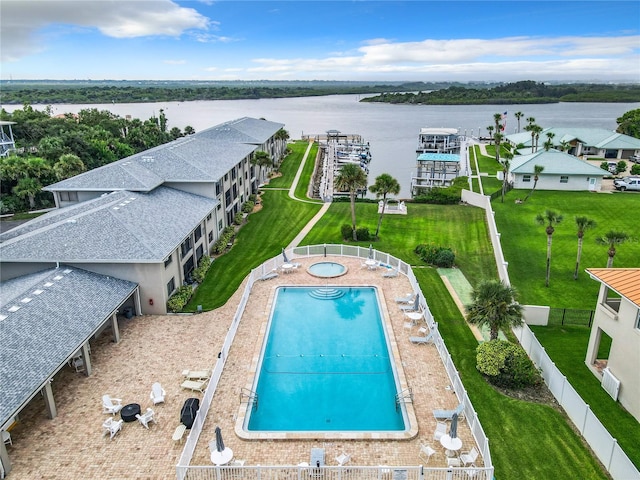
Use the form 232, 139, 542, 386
476, 340, 542, 389
192, 255, 212, 283
233, 212, 244, 225
599, 161, 610, 171
616, 161, 627, 174
167, 285, 193, 312
434, 249, 455, 268
631, 164, 640, 175
356, 227, 371, 241
341, 224, 353, 240
241, 201, 255, 213
415, 243, 455, 267
212, 227, 235, 254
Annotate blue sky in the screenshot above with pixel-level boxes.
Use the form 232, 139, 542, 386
1, 1, 639, 82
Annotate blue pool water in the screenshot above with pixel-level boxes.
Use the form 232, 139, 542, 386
246, 286, 406, 432
307, 261, 347, 278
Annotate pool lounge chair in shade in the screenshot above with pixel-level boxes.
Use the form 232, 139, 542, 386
409, 331, 434, 345
433, 403, 465, 421
394, 293, 415, 304
382, 268, 399, 278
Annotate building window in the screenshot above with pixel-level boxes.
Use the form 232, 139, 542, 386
208, 231, 213, 242
224, 174, 228, 181
181, 237, 192, 258
218, 220, 223, 231
167, 277, 176, 296
59, 191, 79, 201
217, 204, 222, 211
207, 213, 212, 221
523, 175, 531, 183
216, 181, 222, 196
560, 176, 569, 183
194, 225, 202, 242
164, 254, 173, 268
231, 168, 237, 180
636, 310, 640, 330
225, 189, 232, 205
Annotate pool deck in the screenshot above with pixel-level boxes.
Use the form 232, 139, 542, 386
4, 256, 480, 478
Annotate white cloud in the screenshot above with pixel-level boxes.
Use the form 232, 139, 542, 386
1, 0, 211, 61
163, 59, 187, 65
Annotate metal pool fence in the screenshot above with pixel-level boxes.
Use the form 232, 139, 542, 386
176, 244, 493, 480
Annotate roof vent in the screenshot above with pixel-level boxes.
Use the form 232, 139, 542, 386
141, 155, 154, 163
44, 282, 53, 287
53, 275, 63, 281
33, 289, 44, 295
21, 297, 32, 303
113, 207, 120, 210
63, 269, 72, 274
0, 314, 7, 321
8, 306, 20, 312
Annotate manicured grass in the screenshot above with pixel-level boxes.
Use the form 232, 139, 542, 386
481, 175, 502, 195
531, 325, 640, 468
294, 143, 320, 200
264, 141, 308, 189
492, 190, 640, 308
300, 202, 497, 287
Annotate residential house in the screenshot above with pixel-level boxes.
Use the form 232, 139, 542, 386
585, 268, 640, 422
509, 150, 605, 192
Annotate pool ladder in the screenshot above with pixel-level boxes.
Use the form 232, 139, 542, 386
395, 387, 413, 411
240, 388, 259, 411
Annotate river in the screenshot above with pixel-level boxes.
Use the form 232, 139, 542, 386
5, 96, 639, 197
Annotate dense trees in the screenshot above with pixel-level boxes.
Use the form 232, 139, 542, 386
0, 105, 191, 213
616, 108, 640, 138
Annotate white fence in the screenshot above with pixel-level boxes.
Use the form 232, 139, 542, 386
463, 189, 639, 480
176, 244, 493, 479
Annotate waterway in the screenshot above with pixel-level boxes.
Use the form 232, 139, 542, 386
4, 96, 638, 197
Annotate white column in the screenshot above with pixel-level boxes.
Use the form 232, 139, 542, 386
43, 380, 57, 419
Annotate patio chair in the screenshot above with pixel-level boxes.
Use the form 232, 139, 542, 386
409, 331, 434, 345
335, 452, 351, 466
230, 459, 246, 466
259, 269, 278, 281
102, 418, 123, 440
394, 293, 415, 304
433, 421, 447, 441
150, 382, 166, 405
102, 395, 123, 415
382, 268, 399, 278
459, 446, 479, 467
136, 408, 156, 429
419, 443, 436, 463
433, 403, 465, 421
181, 379, 207, 393
182, 369, 211, 380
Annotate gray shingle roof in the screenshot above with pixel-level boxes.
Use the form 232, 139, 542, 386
510, 150, 606, 175
0, 187, 218, 263
45, 117, 283, 192
0, 266, 137, 427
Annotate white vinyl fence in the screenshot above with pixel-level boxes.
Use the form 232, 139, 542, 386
462, 189, 639, 480
176, 244, 494, 480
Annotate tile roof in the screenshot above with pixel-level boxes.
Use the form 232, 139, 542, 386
510, 150, 605, 175
44, 117, 283, 192
0, 187, 218, 263
587, 268, 640, 307
0, 266, 137, 427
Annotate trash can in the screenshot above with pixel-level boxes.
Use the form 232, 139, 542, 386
123, 307, 134, 319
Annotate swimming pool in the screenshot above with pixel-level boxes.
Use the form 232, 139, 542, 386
307, 261, 348, 278
238, 286, 415, 439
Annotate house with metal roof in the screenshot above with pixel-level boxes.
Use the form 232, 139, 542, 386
505, 127, 640, 161
585, 268, 640, 422
0, 266, 138, 475
508, 150, 605, 192
44, 117, 286, 227
0, 187, 219, 315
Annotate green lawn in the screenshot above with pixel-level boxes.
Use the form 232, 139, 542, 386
301, 202, 496, 288
530, 325, 640, 469
492, 190, 640, 308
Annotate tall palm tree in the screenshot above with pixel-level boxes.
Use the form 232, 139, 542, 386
514, 111, 524, 132
524, 165, 545, 201
500, 151, 513, 203
597, 230, 629, 267
369, 173, 400, 239
466, 279, 523, 340
533, 125, 543, 152
493, 112, 503, 133
573, 216, 596, 280
536, 209, 563, 287
250, 150, 272, 185
486, 125, 494, 142
335, 163, 368, 241
493, 132, 504, 163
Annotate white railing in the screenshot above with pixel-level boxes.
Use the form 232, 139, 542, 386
176, 245, 493, 479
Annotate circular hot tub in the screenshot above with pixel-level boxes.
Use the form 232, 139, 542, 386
307, 261, 348, 278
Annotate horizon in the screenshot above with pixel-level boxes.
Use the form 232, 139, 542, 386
1, 1, 639, 83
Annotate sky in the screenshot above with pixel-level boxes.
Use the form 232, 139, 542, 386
1, 0, 639, 82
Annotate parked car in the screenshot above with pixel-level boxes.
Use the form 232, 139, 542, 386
606, 161, 618, 174
629, 155, 640, 164
613, 176, 640, 191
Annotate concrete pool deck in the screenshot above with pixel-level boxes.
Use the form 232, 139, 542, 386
4, 256, 480, 478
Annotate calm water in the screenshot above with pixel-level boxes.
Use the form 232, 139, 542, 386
6, 96, 638, 197
246, 286, 405, 432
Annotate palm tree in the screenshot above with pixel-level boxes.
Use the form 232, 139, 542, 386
536, 209, 563, 287
559, 140, 571, 153
493, 112, 503, 133
597, 230, 629, 267
500, 151, 513, 203
514, 111, 524, 132
369, 173, 400, 239
493, 132, 504, 163
250, 150, 272, 185
486, 125, 494, 142
573, 216, 596, 279
532, 125, 543, 152
13, 177, 42, 209
523, 165, 545, 201
466, 279, 523, 341
53, 153, 86, 180
334, 163, 368, 241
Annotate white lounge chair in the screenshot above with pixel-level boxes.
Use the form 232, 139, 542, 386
102, 395, 123, 415
419, 443, 436, 463
382, 268, 399, 278
136, 408, 156, 429
409, 331, 434, 345
433, 403, 465, 421
181, 379, 207, 393
394, 293, 415, 304
182, 369, 211, 380
336, 452, 351, 466
459, 446, 479, 467
102, 418, 123, 439
150, 382, 166, 405
433, 421, 447, 441
259, 270, 278, 281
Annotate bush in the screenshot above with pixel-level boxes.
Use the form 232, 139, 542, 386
212, 227, 235, 254
631, 164, 640, 175
415, 243, 455, 267
241, 201, 255, 213
616, 160, 627, 174
476, 340, 542, 389
167, 285, 193, 312
599, 161, 610, 171
233, 212, 244, 225
341, 224, 353, 240
192, 255, 212, 283
355, 227, 371, 241
434, 249, 455, 268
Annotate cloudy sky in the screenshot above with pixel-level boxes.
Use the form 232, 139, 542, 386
1, 0, 639, 82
